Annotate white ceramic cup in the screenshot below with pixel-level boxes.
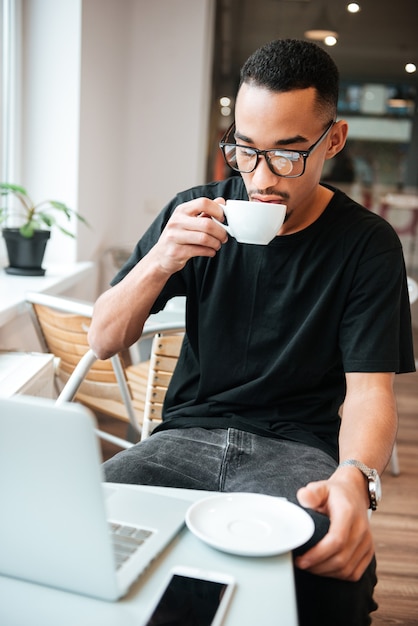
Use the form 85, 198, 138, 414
213, 199, 287, 245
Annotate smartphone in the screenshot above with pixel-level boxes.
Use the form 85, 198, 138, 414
142, 565, 235, 626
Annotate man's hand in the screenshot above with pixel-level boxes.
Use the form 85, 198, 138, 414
151, 197, 228, 275
294, 472, 374, 581
89, 196, 228, 359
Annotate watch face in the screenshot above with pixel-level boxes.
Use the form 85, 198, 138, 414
369, 472, 382, 510
339, 461, 382, 510
375, 474, 382, 502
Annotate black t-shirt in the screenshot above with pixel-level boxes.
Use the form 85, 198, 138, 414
112, 178, 415, 460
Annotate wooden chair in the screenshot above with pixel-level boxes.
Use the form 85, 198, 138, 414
26, 291, 184, 449
141, 331, 184, 440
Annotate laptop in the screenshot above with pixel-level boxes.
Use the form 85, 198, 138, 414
0, 395, 191, 601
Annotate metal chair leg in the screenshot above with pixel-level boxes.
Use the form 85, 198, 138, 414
390, 442, 400, 476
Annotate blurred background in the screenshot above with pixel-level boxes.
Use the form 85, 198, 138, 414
1, 0, 417, 292
209, 0, 417, 185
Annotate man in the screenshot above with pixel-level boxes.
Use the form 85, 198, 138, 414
88, 39, 415, 624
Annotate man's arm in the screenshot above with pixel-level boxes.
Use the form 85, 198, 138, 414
88, 197, 227, 360
295, 371, 397, 580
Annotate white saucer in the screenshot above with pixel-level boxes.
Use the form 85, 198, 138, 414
185, 493, 314, 557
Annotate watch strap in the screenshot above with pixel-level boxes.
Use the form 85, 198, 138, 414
339, 459, 380, 510
339, 459, 374, 475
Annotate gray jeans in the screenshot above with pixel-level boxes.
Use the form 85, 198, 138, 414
103, 427, 377, 625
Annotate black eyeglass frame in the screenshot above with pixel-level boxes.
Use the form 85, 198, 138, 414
219, 120, 335, 178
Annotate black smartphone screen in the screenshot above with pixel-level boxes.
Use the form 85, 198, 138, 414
144, 574, 229, 625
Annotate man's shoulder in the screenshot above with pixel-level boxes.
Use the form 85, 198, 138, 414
330, 186, 397, 229
327, 186, 403, 257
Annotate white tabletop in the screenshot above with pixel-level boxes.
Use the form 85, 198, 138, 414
0, 261, 94, 327
0, 352, 54, 396
0, 484, 299, 626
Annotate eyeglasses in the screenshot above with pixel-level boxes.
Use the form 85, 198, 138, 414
219, 120, 335, 178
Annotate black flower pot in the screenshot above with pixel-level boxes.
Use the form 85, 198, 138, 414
2, 228, 51, 276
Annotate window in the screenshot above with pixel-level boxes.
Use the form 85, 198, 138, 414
1, 0, 21, 183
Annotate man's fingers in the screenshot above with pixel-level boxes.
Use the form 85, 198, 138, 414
297, 481, 328, 511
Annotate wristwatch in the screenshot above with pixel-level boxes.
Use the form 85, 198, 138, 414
339, 459, 382, 511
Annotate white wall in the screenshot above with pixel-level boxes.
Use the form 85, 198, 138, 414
21, 0, 82, 265
17, 0, 215, 294
77, 0, 215, 291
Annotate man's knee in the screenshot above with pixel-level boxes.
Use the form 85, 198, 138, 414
294, 556, 377, 626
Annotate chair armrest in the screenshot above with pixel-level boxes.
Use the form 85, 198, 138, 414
55, 349, 98, 404
25, 291, 94, 318
141, 320, 186, 340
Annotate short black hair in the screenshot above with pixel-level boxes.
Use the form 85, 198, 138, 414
239, 39, 339, 118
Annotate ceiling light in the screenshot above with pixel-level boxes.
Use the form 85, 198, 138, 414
347, 3, 361, 13
324, 35, 337, 46
405, 63, 417, 74
305, 7, 338, 44
220, 96, 231, 107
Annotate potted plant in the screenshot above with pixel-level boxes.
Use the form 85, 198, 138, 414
0, 182, 89, 276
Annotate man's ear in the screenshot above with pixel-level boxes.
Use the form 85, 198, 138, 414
325, 120, 348, 161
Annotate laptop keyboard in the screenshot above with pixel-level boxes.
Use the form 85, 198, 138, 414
109, 521, 154, 569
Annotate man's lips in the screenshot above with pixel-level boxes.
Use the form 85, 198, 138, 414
250, 195, 288, 204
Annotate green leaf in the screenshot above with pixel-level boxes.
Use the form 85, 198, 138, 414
75, 213, 89, 225
0, 183, 28, 195
38, 213, 55, 228
49, 200, 70, 211
56, 225, 76, 238
19, 223, 35, 238
0, 182, 91, 234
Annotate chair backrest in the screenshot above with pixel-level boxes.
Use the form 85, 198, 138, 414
140, 331, 184, 440
54, 347, 135, 450
26, 292, 142, 438
26, 291, 186, 450
30, 299, 116, 383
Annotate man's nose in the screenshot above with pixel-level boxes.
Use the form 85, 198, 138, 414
250, 154, 279, 188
